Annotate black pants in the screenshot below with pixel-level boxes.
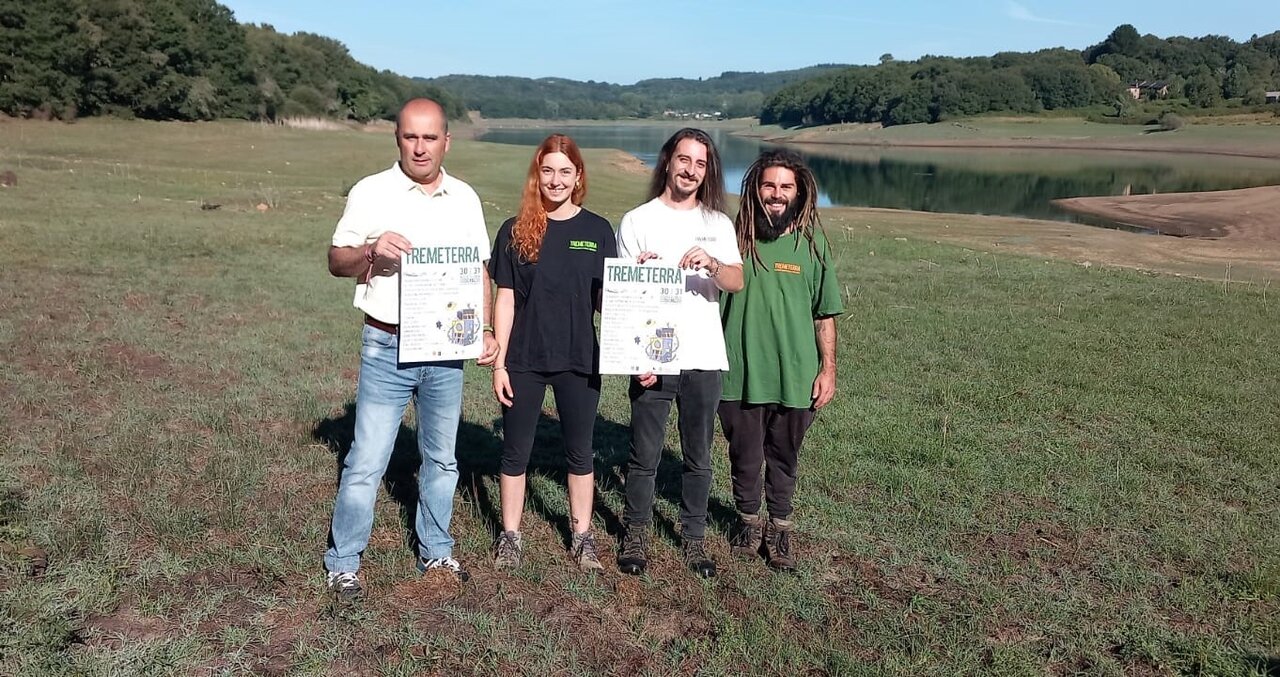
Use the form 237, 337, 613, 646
623, 369, 721, 540
500, 370, 601, 477
717, 400, 815, 519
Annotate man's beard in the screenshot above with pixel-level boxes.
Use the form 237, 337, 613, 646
756, 201, 799, 241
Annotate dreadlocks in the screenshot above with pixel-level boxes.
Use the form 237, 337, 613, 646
735, 149, 827, 271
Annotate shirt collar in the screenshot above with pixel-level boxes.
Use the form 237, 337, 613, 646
393, 162, 452, 196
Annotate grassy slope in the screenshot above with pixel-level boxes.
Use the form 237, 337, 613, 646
0, 119, 1277, 676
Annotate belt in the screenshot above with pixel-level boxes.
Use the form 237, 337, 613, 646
364, 315, 398, 335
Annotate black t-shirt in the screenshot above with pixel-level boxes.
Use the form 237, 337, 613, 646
490, 208, 618, 373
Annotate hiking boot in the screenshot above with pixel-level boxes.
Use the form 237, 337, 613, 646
419, 556, 471, 583
617, 524, 649, 576
494, 530, 523, 571
764, 517, 796, 572
325, 570, 363, 601
682, 538, 717, 579
729, 512, 764, 558
570, 531, 605, 572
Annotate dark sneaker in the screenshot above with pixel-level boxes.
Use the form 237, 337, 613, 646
325, 570, 363, 601
617, 524, 649, 576
494, 530, 523, 571
682, 538, 717, 579
764, 517, 796, 572
729, 513, 764, 558
419, 556, 471, 583
570, 531, 605, 572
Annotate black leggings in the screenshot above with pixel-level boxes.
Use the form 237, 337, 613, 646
500, 370, 601, 476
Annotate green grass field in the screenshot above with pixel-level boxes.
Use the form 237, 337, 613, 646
1, 118, 1277, 676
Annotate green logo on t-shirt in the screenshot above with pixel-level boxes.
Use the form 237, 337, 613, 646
569, 240, 598, 252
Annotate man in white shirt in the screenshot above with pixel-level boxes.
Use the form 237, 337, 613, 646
324, 98, 497, 599
614, 128, 744, 578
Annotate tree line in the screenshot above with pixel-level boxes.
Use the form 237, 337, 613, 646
421, 66, 848, 120
762, 25, 1280, 127
0, 0, 464, 122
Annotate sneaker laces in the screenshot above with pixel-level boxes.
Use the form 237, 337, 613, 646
774, 529, 791, 558
573, 532, 600, 560
684, 538, 708, 560
621, 529, 648, 559
328, 571, 359, 590
496, 531, 521, 559
424, 556, 463, 573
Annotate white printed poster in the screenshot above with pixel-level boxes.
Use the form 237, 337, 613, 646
398, 245, 485, 363
599, 257, 684, 375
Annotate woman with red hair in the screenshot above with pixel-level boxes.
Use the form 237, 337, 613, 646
488, 134, 617, 572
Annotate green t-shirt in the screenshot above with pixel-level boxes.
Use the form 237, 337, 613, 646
721, 229, 843, 408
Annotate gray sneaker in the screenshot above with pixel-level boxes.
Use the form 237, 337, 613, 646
325, 570, 363, 600
570, 530, 605, 572
617, 523, 649, 576
494, 530, 523, 570
682, 537, 717, 579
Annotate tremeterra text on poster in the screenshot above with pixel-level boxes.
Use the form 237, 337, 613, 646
599, 257, 683, 375
398, 244, 485, 363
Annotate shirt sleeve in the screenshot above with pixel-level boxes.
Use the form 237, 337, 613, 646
615, 211, 639, 261
465, 192, 491, 262
490, 220, 517, 289
812, 233, 844, 317
711, 213, 743, 265
331, 179, 375, 247
600, 219, 619, 259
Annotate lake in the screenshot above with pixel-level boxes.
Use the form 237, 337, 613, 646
479, 125, 1280, 223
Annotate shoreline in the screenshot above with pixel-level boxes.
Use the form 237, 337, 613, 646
1052, 185, 1280, 241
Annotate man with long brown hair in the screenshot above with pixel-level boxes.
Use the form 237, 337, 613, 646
719, 149, 842, 571
615, 128, 745, 578
489, 134, 616, 572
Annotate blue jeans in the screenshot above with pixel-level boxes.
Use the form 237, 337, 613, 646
325, 324, 464, 573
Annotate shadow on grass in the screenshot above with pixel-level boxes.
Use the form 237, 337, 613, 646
312, 401, 504, 559
311, 398, 736, 557
1246, 655, 1280, 677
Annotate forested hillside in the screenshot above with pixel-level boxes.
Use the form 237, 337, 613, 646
0, 0, 464, 121
422, 66, 849, 119
762, 25, 1280, 127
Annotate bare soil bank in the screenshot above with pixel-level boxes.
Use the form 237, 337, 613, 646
1054, 185, 1280, 241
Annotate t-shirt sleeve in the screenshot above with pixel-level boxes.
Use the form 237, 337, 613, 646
600, 218, 619, 259
812, 234, 844, 317
711, 213, 743, 265
465, 191, 491, 261
490, 220, 517, 289
615, 211, 639, 261
331, 179, 375, 247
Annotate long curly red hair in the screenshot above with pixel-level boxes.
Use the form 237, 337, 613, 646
512, 134, 588, 263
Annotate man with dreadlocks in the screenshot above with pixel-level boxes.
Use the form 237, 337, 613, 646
718, 149, 843, 572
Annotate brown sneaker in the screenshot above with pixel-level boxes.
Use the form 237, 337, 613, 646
570, 530, 605, 572
729, 512, 764, 558
764, 517, 796, 571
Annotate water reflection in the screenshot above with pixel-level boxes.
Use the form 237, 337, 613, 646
478, 126, 1280, 222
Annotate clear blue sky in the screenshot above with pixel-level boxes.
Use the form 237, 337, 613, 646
219, 0, 1278, 84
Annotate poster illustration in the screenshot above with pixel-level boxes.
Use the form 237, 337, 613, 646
398, 244, 485, 363
599, 257, 684, 375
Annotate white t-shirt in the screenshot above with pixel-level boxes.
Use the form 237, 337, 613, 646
331, 164, 490, 324
616, 197, 742, 371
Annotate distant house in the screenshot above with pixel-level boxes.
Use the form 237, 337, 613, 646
1266, 91, 1280, 104
1127, 81, 1170, 100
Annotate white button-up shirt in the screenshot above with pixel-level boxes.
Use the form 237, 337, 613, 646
331, 164, 490, 324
